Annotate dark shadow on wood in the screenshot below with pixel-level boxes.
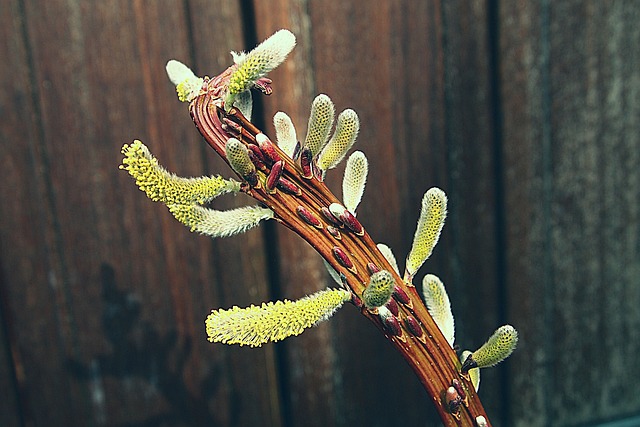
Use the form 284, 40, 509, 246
65, 264, 222, 427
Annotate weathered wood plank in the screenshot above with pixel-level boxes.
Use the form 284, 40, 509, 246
548, 1, 640, 424
501, 1, 640, 425
0, 0, 82, 425
0, 1, 34, 424
440, 0, 504, 422
0, 0, 277, 425
499, 1, 552, 425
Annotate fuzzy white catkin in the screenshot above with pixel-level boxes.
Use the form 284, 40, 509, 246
422, 274, 455, 347
169, 204, 274, 238
342, 151, 368, 214
376, 243, 400, 275
273, 111, 298, 157
405, 188, 447, 278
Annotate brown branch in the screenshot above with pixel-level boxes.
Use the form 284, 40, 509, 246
190, 78, 491, 427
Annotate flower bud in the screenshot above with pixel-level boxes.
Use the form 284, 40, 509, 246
266, 160, 284, 192
326, 226, 341, 239
378, 306, 402, 337
255, 133, 281, 165
300, 147, 314, 179
297, 206, 323, 228
460, 350, 481, 391
445, 386, 462, 414
362, 270, 396, 309
332, 246, 355, 271
276, 177, 301, 195
225, 138, 257, 185
405, 315, 423, 337
339, 208, 364, 236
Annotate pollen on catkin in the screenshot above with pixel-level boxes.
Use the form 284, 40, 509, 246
225, 138, 256, 178
166, 60, 204, 102
422, 274, 455, 347
205, 288, 351, 347
362, 270, 396, 309
168, 204, 274, 237
120, 140, 239, 205
405, 188, 447, 278
304, 94, 335, 156
317, 109, 360, 171
342, 151, 368, 214
273, 111, 298, 158
471, 325, 518, 369
226, 29, 296, 109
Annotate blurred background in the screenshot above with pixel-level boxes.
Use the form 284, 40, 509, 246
1, 1, 640, 426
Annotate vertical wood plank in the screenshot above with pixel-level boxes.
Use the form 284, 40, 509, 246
440, 1, 506, 421
0, 0, 277, 425
0, 0, 37, 424
548, 1, 640, 424
501, 1, 640, 425
0, 0, 83, 424
499, 1, 551, 425
187, 1, 285, 425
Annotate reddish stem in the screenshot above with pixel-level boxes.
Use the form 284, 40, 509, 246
190, 78, 492, 427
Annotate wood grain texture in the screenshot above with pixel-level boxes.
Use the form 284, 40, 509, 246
501, 1, 640, 426
1, 0, 640, 426
0, 0, 277, 425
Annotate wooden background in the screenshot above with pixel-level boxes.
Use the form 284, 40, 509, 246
1, 1, 640, 426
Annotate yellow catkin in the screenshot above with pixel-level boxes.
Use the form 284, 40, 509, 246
168, 204, 273, 237
405, 187, 447, 278
166, 60, 203, 102
460, 350, 481, 391
205, 288, 351, 347
120, 140, 237, 205
317, 109, 360, 171
225, 138, 255, 177
472, 325, 518, 368
304, 94, 335, 156
342, 151, 368, 214
362, 270, 396, 309
227, 29, 296, 96
422, 274, 455, 347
